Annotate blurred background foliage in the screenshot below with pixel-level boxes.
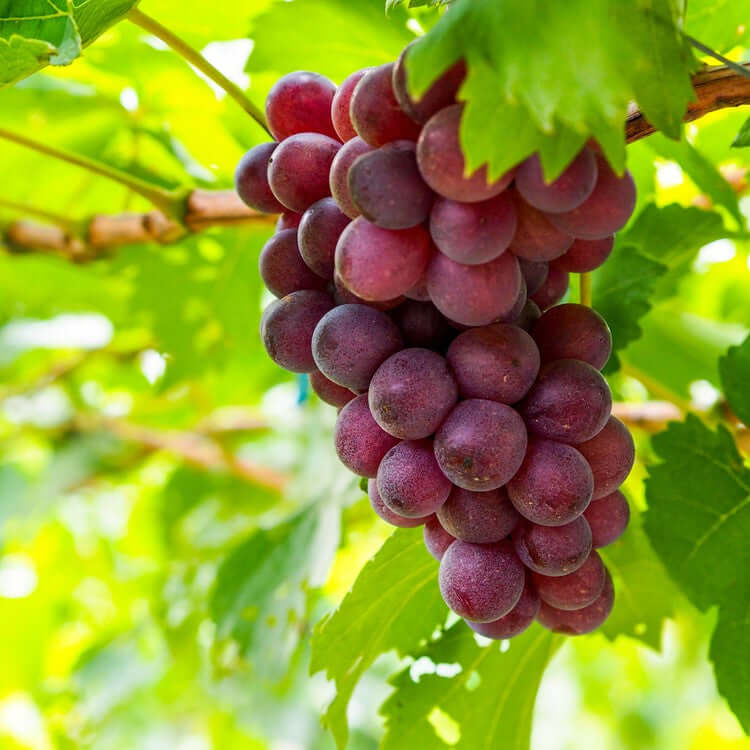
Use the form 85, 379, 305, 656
0, 1, 748, 749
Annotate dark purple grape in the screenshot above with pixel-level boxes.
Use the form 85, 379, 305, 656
329, 137, 374, 219
392, 46, 466, 123
518, 259, 549, 296
537, 569, 614, 634
417, 104, 516, 202
265, 71, 338, 141
521, 359, 612, 444
335, 218, 431, 301
467, 578, 540, 639
584, 490, 630, 547
530, 262, 569, 310
350, 63, 421, 147
429, 191, 517, 265
368, 478, 428, 528
515, 148, 598, 213
446, 324, 540, 404
532, 303, 612, 370
309, 369, 355, 408
576, 417, 635, 499
377, 439, 452, 517
348, 141, 434, 229
437, 486, 520, 544
259, 229, 328, 297
331, 68, 369, 142
260, 290, 334, 373
335, 394, 399, 477
424, 516, 456, 560
532, 551, 606, 610
555, 236, 614, 273
235, 143, 285, 213
513, 517, 592, 576
548, 155, 636, 239
507, 439, 593, 526
268, 133, 340, 213
332, 272, 404, 310
509, 192, 573, 261
276, 211, 302, 231
312, 304, 403, 391
439, 539, 525, 622
427, 250, 522, 326
513, 300, 542, 331
298, 198, 351, 279
369, 348, 458, 439
434, 399, 528, 491
391, 300, 454, 350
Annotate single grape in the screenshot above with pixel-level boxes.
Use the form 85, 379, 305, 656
515, 148, 598, 213
369, 348, 458, 439
335, 218, 431, 301
575, 417, 635, 498
393, 46, 466, 123
391, 300, 454, 350
521, 359, 612, 444
276, 211, 302, 231
507, 439, 593, 526
417, 104, 516, 202
312, 304, 403, 391
439, 539, 525, 622
424, 516, 456, 561
537, 569, 614, 634
260, 290, 334, 373
427, 250, 522, 326
530, 262, 569, 309
437, 485, 520, 544
331, 68, 369, 142
298, 198, 351, 279
434, 399, 528, 491
548, 155, 636, 239
268, 133, 341, 213
532, 303, 612, 370
377, 439, 452, 517
335, 394, 399, 477
509, 192, 573, 261
309, 369, 355, 408
265, 71, 338, 141
467, 578, 540, 639
235, 143, 285, 213
532, 550, 606, 610
555, 236, 614, 273
513, 516, 592, 576
329, 137, 374, 219
513, 300, 542, 331
348, 141, 434, 229
584, 490, 630, 548
518, 258, 549, 296
259, 229, 328, 297
429, 190, 517, 265
446, 324, 540, 404
368, 478, 428, 528
332, 272, 404, 310
350, 63, 421, 146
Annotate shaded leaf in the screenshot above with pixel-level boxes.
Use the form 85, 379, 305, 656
719, 334, 750, 425
732, 116, 750, 148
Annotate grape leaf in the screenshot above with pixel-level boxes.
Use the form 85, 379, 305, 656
310, 527, 446, 749
644, 416, 750, 732
719, 334, 750, 426
732, 117, 750, 148
685, 0, 750, 52
380, 623, 561, 749
405, 0, 696, 179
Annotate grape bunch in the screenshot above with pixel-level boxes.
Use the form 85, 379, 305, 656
237, 47, 637, 639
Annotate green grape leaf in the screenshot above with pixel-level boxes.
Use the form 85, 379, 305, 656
685, 0, 750, 52
381, 623, 561, 749
405, 0, 696, 180
0, 34, 54, 86
719, 334, 750, 425
310, 527, 446, 749
645, 416, 750, 731
732, 116, 750, 148
247, 0, 414, 84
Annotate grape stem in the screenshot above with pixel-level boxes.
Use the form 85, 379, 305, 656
127, 8, 271, 137
579, 273, 592, 307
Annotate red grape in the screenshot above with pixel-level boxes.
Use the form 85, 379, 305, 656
235, 142, 285, 213
391, 300, 454, 350
259, 229, 328, 297
513, 517, 592, 576
509, 192, 573, 261
309, 369, 355, 408
368, 478, 428, 528
331, 68, 369, 142
575, 417, 635, 498
584, 490, 630, 547
329, 137, 374, 219
437, 486, 520, 544
530, 262, 569, 309
467, 578, 540, 639
555, 236, 614, 273
537, 569, 614, 634
424, 516, 456, 560
298, 197, 351, 279
518, 258, 549, 296
276, 211, 302, 231
532, 550, 606, 610
265, 71, 338, 141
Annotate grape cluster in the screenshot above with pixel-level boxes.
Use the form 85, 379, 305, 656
237, 47, 637, 639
